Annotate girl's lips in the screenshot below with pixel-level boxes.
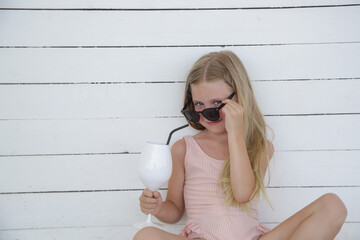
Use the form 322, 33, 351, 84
207, 119, 221, 126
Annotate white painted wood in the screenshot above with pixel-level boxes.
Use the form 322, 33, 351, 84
266, 115, 360, 151
1, 44, 359, 84
0, 223, 357, 240
0, 83, 185, 119
0, 188, 357, 229
0, 80, 359, 119
0, 0, 358, 9
266, 150, 360, 187
0, 7, 359, 46
0, 115, 358, 156
0, 150, 359, 193
254, 80, 360, 115
0, 118, 196, 155
0, 154, 141, 193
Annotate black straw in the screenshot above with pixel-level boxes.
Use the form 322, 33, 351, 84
166, 124, 189, 145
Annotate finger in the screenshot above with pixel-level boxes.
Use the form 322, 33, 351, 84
139, 196, 158, 204
153, 191, 162, 199
143, 189, 154, 197
223, 99, 241, 108
223, 100, 243, 113
223, 99, 242, 108
222, 99, 238, 109
222, 99, 235, 104
141, 202, 158, 210
141, 207, 153, 215
142, 208, 157, 215
140, 195, 158, 204
222, 102, 238, 114
140, 202, 160, 215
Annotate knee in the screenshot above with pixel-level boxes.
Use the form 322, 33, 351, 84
133, 227, 159, 240
318, 193, 347, 227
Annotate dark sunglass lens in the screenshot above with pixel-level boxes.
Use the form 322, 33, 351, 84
184, 111, 200, 122
203, 109, 220, 121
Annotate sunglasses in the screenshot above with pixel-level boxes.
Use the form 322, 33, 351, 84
181, 92, 236, 123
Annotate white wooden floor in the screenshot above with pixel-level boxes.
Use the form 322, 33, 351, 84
0, 1, 359, 239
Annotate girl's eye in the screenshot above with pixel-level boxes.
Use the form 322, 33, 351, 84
214, 101, 222, 105
195, 102, 203, 106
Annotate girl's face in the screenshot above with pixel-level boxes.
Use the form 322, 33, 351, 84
190, 80, 237, 133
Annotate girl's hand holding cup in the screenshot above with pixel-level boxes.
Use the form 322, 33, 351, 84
139, 188, 163, 216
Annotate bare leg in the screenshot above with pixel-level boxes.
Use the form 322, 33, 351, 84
259, 193, 347, 240
133, 227, 205, 240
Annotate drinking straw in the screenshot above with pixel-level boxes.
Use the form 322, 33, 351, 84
166, 124, 189, 145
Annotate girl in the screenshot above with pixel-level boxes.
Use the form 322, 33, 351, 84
134, 51, 347, 240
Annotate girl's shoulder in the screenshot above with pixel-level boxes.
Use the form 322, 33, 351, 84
171, 138, 187, 162
172, 138, 186, 154
171, 133, 199, 160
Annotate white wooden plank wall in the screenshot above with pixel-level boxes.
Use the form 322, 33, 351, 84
0, 1, 359, 239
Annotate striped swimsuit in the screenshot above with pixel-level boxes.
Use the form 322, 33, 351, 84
180, 135, 270, 240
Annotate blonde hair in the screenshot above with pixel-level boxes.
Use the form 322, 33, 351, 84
183, 50, 272, 211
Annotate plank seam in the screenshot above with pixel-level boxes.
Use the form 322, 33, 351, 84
1, 186, 359, 195
0, 148, 359, 158
0, 77, 358, 85
1, 221, 358, 232
1, 41, 360, 49
274, 149, 360, 152
0, 4, 359, 11
265, 113, 360, 117
0, 112, 359, 122
0, 152, 140, 157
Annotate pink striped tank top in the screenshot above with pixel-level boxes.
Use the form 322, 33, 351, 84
180, 135, 270, 240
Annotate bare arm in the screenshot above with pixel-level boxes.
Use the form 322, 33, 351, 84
261, 140, 274, 180
228, 134, 274, 203
228, 131, 256, 203
222, 98, 274, 203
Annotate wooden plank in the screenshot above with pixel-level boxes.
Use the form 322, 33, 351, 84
0, 80, 359, 119
0, 0, 358, 9
266, 150, 360, 187
0, 115, 359, 155
0, 223, 358, 240
0, 83, 186, 119
0, 187, 358, 230
0, 7, 359, 46
0, 150, 359, 193
267, 115, 360, 151
1, 44, 358, 84
0, 154, 141, 193
0, 117, 197, 155
254, 80, 360, 115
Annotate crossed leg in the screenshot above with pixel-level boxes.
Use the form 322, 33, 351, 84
133, 227, 205, 240
259, 193, 347, 240
133, 193, 346, 240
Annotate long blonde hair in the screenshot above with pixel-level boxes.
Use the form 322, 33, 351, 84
183, 50, 272, 211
